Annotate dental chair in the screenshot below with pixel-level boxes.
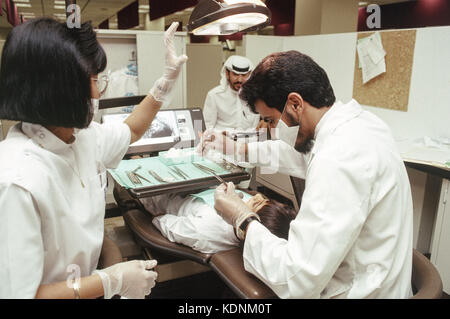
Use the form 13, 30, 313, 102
411, 249, 443, 299
98, 235, 123, 269
114, 181, 445, 299
113, 182, 278, 299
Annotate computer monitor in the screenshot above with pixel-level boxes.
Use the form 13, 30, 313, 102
102, 108, 205, 155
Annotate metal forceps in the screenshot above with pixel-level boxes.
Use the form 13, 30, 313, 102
174, 166, 189, 179
193, 163, 227, 186
127, 165, 152, 185
170, 166, 189, 180
148, 170, 170, 183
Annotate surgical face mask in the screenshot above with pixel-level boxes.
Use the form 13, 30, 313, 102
91, 98, 99, 115
275, 103, 300, 147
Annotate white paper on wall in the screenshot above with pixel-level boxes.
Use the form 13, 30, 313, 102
357, 32, 386, 84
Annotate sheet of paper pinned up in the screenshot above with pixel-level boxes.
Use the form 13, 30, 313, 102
357, 32, 387, 84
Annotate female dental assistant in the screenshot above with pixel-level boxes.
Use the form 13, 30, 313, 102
0, 19, 187, 298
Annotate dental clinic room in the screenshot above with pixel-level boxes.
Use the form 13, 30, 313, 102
1, 0, 450, 304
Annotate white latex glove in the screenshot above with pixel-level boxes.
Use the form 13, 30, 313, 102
150, 22, 188, 103
94, 259, 158, 299
214, 182, 259, 240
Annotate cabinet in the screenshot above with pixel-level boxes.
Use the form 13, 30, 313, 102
430, 178, 450, 293
255, 168, 300, 211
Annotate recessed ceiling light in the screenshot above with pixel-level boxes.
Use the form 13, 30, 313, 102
54, 5, 66, 10
15, 3, 32, 7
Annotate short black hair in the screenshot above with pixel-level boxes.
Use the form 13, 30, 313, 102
0, 18, 107, 128
240, 50, 336, 114
257, 200, 298, 240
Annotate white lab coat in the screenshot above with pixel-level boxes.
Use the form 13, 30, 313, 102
0, 121, 130, 298
100, 65, 139, 118
140, 193, 239, 254
203, 62, 260, 131
243, 99, 414, 299
103, 66, 138, 100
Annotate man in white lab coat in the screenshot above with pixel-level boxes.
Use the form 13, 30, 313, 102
203, 55, 260, 131
201, 50, 414, 298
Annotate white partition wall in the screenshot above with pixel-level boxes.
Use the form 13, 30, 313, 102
245, 27, 450, 141
363, 27, 450, 141
243, 35, 285, 69
97, 30, 188, 110
282, 33, 357, 103
136, 32, 187, 109
245, 33, 357, 103
186, 43, 223, 109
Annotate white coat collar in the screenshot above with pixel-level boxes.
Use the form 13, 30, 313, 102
312, 99, 363, 154
21, 122, 74, 154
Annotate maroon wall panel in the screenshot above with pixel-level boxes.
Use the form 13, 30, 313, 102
99, 19, 109, 29
219, 32, 244, 41
118, 0, 139, 30
266, 0, 295, 35
149, 0, 198, 21
358, 0, 450, 31
6, 0, 19, 26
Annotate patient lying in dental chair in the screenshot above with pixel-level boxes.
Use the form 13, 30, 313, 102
139, 189, 297, 254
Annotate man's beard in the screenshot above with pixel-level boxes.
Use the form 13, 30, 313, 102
230, 81, 242, 91
294, 130, 314, 154
284, 110, 314, 154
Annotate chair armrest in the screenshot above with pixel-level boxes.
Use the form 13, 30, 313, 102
122, 208, 212, 265
411, 249, 443, 299
98, 236, 123, 269
210, 247, 277, 299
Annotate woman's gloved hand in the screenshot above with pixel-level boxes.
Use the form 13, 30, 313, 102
94, 259, 158, 299
150, 21, 188, 104
214, 182, 259, 240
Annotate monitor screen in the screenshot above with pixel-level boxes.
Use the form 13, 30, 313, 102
102, 108, 204, 155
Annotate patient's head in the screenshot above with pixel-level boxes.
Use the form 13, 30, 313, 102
246, 194, 298, 240
246, 193, 269, 212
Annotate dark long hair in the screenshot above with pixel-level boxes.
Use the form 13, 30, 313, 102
256, 200, 298, 240
0, 18, 107, 128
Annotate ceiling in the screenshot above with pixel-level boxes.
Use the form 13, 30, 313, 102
1, 0, 416, 30
0, 0, 138, 28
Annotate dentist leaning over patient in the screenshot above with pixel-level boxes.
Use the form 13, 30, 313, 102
202, 50, 414, 299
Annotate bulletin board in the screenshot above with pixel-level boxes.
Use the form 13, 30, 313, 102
352, 29, 416, 112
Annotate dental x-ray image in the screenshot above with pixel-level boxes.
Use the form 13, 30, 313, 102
144, 114, 176, 138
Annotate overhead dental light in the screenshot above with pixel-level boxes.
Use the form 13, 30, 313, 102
187, 0, 271, 36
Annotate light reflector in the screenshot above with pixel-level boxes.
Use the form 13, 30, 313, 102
187, 0, 271, 35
